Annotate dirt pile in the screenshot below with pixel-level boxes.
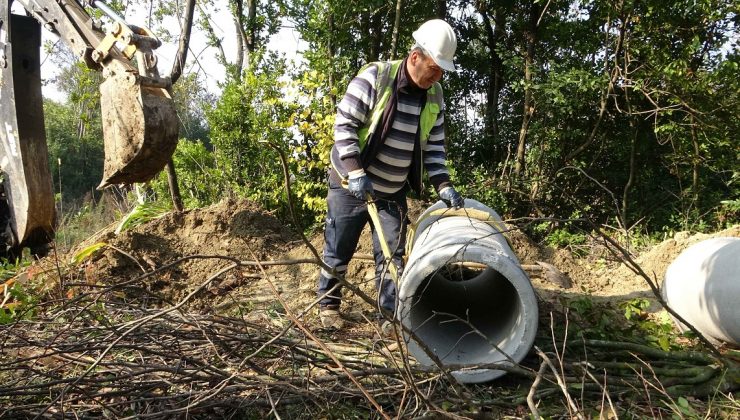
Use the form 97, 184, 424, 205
80, 199, 308, 309
539, 225, 740, 299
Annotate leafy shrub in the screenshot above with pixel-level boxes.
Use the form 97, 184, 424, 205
153, 139, 223, 209
0, 259, 35, 324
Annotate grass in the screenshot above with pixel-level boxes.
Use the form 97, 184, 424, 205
53, 193, 126, 254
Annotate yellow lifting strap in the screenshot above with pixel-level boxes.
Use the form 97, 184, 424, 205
404, 207, 513, 257
366, 194, 400, 282
366, 196, 513, 284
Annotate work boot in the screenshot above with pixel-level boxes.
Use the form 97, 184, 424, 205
319, 305, 344, 330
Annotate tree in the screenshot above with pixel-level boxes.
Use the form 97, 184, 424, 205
44, 43, 105, 204
207, 53, 302, 218
44, 98, 104, 204
197, 0, 281, 81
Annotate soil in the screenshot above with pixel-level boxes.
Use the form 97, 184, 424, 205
64, 198, 740, 328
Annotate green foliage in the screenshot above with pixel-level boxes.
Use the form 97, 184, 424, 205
43, 99, 104, 203
42, 45, 108, 240
620, 298, 678, 351
0, 283, 37, 325
452, 167, 512, 217
0, 258, 26, 282
566, 296, 617, 339
206, 51, 331, 226
718, 198, 740, 227
531, 214, 590, 256
170, 73, 213, 143
153, 139, 223, 209
566, 295, 684, 352
54, 194, 122, 254
445, 0, 738, 234
288, 69, 337, 225
668, 396, 702, 420
208, 53, 290, 200
0, 259, 35, 325
115, 199, 171, 235
545, 228, 588, 250
72, 242, 108, 265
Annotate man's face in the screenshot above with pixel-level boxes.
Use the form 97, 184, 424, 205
408, 50, 443, 89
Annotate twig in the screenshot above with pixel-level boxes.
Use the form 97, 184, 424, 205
107, 244, 148, 273
266, 387, 282, 420
527, 360, 548, 419
534, 346, 585, 420
246, 243, 391, 420
33, 262, 239, 418
576, 364, 618, 420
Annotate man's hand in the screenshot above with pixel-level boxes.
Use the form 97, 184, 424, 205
439, 186, 464, 209
348, 170, 374, 201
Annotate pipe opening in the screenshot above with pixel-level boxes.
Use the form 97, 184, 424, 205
405, 263, 522, 364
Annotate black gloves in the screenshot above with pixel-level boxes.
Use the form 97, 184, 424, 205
347, 170, 374, 201
439, 186, 464, 209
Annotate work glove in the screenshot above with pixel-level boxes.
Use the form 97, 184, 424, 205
347, 169, 374, 201
439, 186, 464, 209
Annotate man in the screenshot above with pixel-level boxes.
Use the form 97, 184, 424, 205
317, 19, 465, 332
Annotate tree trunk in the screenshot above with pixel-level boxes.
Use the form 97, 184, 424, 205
436, 0, 447, 18
620, 9, 636, 231
368, 11, 382, 61
163, 0, 196, 213
390, 0, 403, 59
621, 124, 637, 230
233, 1, 245, 78
232, 0, 257, 75
514, 4, 540, 178
166, 158, 184, 212
247, 0, 257, 55
169, 0, 196, 85
477, 5, 505, 163
690, 115, 700, 204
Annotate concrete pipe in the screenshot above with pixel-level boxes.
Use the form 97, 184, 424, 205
662, 237, 740, 345
397, 199, 538, 383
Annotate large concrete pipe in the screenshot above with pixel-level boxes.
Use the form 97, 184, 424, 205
397, 199, 538, 383
662, 237, 740, 345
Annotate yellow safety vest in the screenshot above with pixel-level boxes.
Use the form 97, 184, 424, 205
356, 60, 444, 151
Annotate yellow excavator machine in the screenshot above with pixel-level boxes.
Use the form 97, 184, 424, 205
0, 0, 178, 258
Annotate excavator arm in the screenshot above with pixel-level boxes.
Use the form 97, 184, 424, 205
0, 0, 178, 258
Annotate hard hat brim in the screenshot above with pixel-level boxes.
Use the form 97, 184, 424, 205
434, 57, 456, 72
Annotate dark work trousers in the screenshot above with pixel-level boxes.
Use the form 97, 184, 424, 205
317, 178, 408, 314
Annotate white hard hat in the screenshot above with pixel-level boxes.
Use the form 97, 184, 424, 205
412, 19, 457, 71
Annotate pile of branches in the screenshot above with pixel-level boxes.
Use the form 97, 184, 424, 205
1, 269, 737, 419
1, 290, 420, 419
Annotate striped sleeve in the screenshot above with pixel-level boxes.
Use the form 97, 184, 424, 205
334, 65, 378, 159
423, 110, 450, 183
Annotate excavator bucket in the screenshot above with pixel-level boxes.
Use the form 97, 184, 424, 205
0, 13, 55, 255
98, 72, 179, 189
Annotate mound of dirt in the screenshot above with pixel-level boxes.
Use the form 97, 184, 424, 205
537, 225, 740, 300
79, 199, 307, 308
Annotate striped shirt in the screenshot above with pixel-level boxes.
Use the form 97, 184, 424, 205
332, 63, 450, 195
